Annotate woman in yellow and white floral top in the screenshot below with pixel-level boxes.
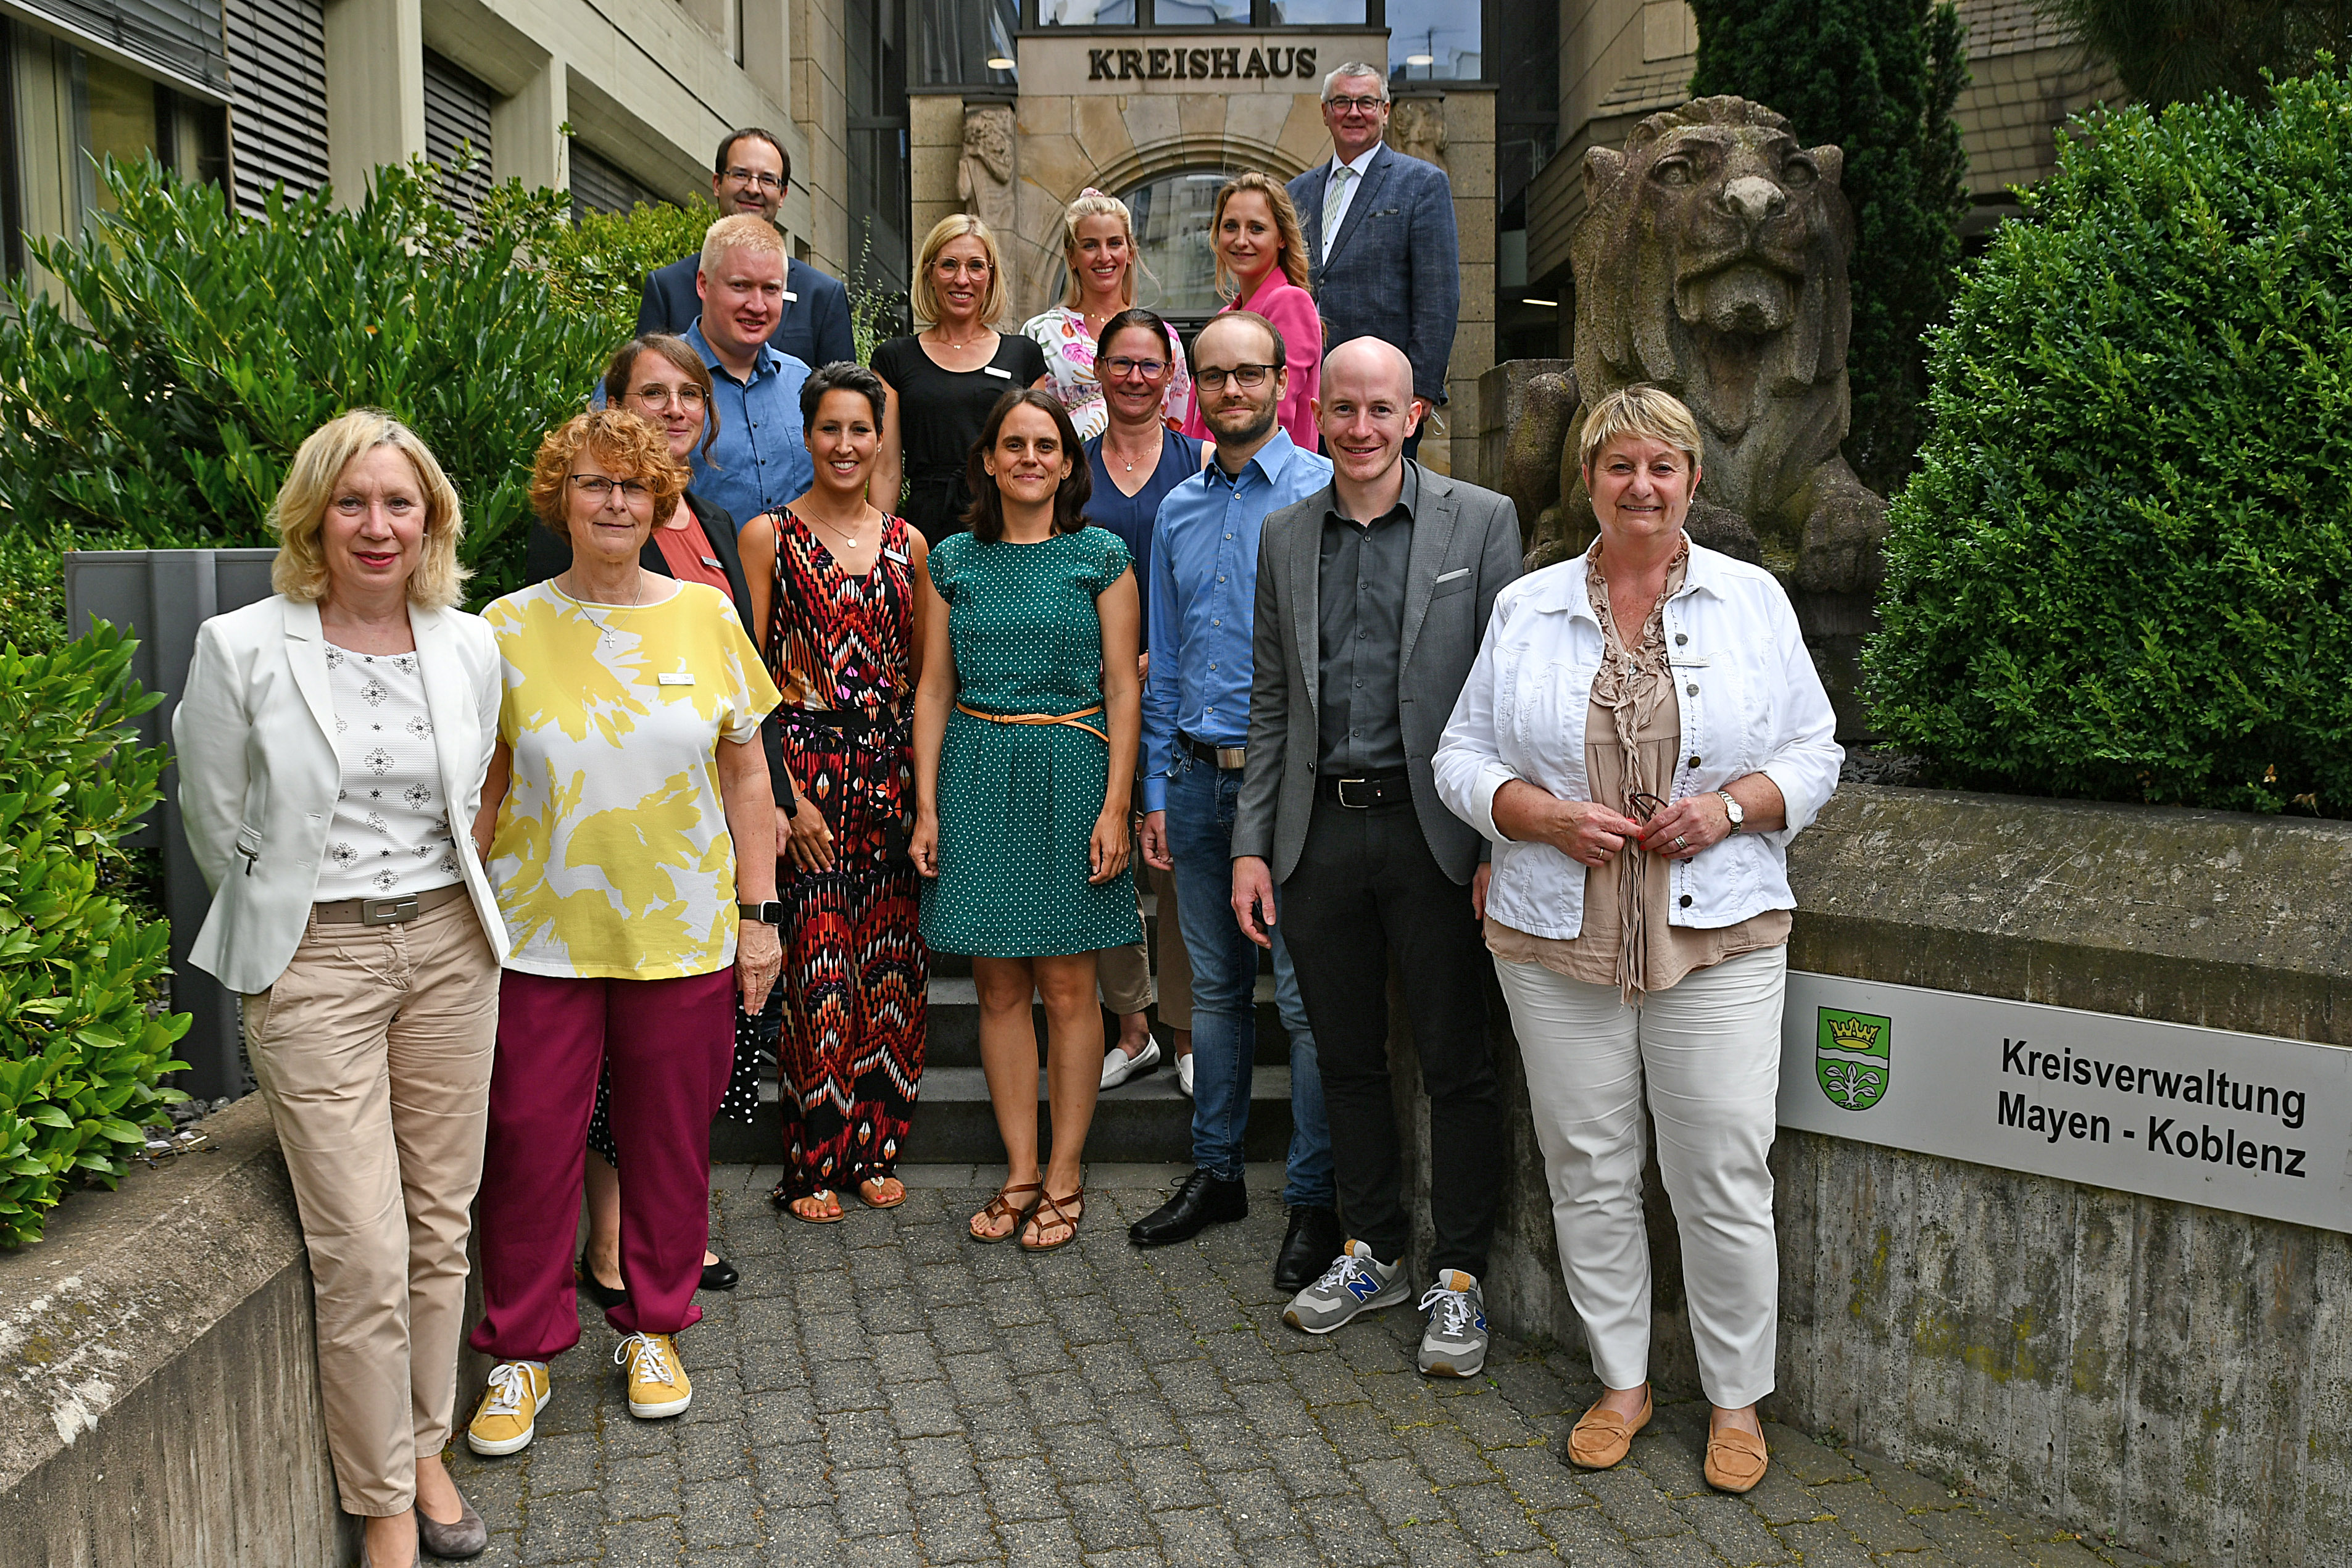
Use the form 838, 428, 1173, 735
463, 408, 782, 1459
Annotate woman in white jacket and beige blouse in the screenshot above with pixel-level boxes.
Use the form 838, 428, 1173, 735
174, 410, 510, 1566
1432, 386, 1841, 1495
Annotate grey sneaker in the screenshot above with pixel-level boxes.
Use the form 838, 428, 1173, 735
1416, 1271, 1489, 1377
1282, 1239, 1410, 1334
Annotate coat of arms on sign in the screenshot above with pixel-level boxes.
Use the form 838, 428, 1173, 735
1816, 1008, 1892, 1111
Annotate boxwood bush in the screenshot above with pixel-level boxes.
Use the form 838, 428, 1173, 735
0, 623, 187, 1247
1864, 65, 2352, 815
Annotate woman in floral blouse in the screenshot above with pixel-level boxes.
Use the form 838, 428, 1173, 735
1022, 189, 1191, 441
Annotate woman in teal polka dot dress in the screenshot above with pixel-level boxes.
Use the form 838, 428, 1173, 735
911, 389, 1143, 1253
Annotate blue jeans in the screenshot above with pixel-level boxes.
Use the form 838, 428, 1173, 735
1163, 753, 1332, 1206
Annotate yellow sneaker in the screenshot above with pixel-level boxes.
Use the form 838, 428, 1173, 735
615, 1331, 691, 1419
465, 1360, 549, 1455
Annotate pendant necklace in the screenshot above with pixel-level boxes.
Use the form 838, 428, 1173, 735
559, 572, 644, 647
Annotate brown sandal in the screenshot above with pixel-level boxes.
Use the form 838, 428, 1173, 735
1020, 1187, 1084, 1253
971, 1180, 1042, 1244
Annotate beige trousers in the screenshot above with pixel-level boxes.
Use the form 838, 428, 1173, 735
243, 894, 498, 1516
1097, 863, 1191, 1027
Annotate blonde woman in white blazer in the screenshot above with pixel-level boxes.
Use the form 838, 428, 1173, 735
1432, 386, 1842, 1498
174, 410, 511, 1567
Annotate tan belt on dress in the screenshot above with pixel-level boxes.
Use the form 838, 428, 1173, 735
954, 702, 1110, 745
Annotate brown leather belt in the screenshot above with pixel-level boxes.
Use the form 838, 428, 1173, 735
955, 702, 1110, 744
314, 882, 470, 926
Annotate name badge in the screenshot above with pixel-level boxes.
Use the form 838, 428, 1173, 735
658, 673, 696, 687
883, 545, 908, 563
783, 289, 799, 302
984, 365, 1012, 380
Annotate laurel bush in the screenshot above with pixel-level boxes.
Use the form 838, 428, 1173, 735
1864, 65, 2352, 816
0, 623, 188, 1247
0, 158, 618, 609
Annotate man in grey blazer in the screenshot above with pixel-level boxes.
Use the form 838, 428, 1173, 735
637, 128, 857, 371
1286, 65, 1460, 463
1231, 338, 1521, 1377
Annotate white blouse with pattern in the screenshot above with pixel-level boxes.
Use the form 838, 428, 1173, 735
317, 643, 462, 900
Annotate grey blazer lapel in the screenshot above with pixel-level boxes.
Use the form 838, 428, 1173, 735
1324, 145, 1395, 269
1398, 467, 1459, 674
1288, 498, 1321, 716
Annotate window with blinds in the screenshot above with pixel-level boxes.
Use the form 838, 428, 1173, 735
570, 142, 668, 220
221, 0, 326, 210
14, 0, 230, 96
422, 49, 492, 218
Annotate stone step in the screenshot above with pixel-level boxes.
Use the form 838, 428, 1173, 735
711, 1064, 1295, 1166
921, 976, 1290, 1068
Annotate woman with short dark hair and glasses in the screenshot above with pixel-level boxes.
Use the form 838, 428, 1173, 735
909, 388, 1142, 1251
1084, 308, 1210, 1093
1432, 384, 1842, 1495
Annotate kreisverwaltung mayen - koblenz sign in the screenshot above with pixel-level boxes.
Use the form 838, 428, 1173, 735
1780, 974, 2351, 1232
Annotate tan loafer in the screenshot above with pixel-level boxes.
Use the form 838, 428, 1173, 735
1704, 1421, 1769, 1492
1566, 1388, 1652, 1469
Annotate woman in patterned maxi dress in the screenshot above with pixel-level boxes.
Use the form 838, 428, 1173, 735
740, 364, 931, 1223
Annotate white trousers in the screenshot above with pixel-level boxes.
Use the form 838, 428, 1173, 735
1494, 944, 1785, 1408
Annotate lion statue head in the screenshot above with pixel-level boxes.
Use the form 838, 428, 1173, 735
1557, 97, 1869, 575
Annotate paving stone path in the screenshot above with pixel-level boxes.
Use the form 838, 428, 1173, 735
446, 1164, 2163, 1568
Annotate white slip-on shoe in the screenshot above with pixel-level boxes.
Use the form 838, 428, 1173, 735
1101, 1037, 1161, 1089
1174, 1051, 1195, 1098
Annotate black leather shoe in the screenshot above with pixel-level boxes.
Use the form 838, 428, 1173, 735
576, 1247, 628, 1310
700, 1256, 740, 1292
1273, 1205, 1345, 1293
1127, 1169, 1248, 1248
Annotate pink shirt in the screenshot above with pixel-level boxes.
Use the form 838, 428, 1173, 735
1182, 272, 1324, 453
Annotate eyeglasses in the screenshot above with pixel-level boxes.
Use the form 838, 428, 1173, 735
569, 474, 654, 503
724, 167, 785, 192
1626, 792, 1671, 823
934, 257, 992, 275
1102, 356, 1170, 381
1195, 363, 1276, 391
628, 385, 707, 412
1326, 94, 1388, 114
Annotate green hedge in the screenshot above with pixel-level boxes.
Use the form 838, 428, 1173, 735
1865, 66, 2352, 816
0, 159, 622, 609
0, 623, 187, 1247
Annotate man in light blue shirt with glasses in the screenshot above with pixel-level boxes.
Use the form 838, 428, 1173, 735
679, 215, 816, 528
1128, 311, 1342, 1292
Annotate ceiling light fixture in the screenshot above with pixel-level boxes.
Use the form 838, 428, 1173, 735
1406, 52, 1434, 65
1522, 297, 1558, 307
986, 55, 1016, 69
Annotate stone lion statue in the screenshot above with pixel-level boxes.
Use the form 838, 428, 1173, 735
1503, 97, 1888, 720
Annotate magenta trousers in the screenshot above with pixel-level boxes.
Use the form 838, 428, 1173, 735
469, 967, 734, 1360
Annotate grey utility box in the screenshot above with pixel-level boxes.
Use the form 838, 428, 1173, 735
65, 549, 280, 1101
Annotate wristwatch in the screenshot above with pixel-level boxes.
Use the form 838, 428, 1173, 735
738, 901, 787, 925
1715, 790, 1745, 832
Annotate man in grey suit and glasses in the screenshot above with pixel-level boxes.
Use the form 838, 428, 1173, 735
1231, 337, 1521, 1379
1286, 65, 1461, 463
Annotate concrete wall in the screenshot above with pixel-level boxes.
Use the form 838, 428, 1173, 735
1410, 785, 2351, 1568
0, 1096, 347, 1568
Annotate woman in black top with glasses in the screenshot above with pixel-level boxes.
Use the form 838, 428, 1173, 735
872, 215, 1049, 543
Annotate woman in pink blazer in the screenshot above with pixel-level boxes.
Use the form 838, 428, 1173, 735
1182, 172, 1323, 452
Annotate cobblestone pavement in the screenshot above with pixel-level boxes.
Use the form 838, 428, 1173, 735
446, 1164, 2166, 1568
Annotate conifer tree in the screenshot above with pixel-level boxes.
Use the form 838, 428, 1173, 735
1689, 0, 1968, 493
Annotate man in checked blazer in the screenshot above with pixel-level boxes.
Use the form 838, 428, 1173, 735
1231, 338, 1521, 1378
1286, 64, 1461, 463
